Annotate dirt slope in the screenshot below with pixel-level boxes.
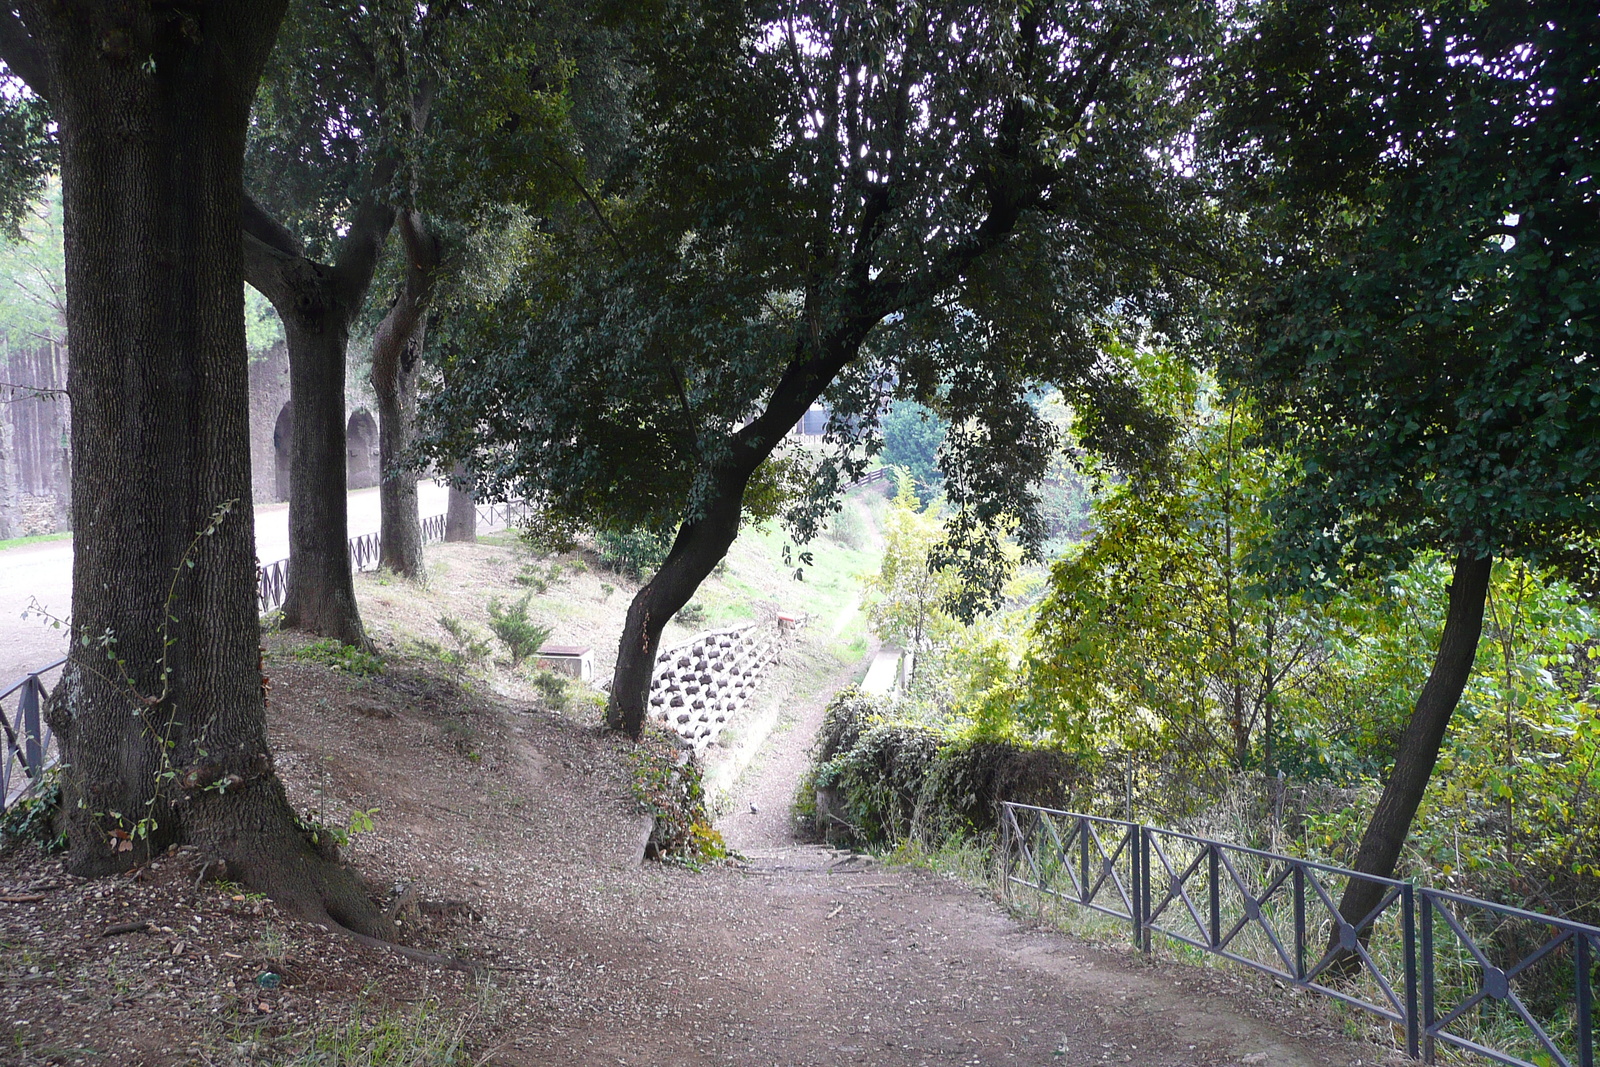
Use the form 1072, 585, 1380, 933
1, 538, 1400, 1066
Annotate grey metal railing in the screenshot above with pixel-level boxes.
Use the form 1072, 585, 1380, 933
1000, 803, 1598, 1067
1, 657, 65, 811
258, 499, 524, 613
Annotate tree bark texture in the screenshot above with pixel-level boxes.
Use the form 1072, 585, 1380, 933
1334, 551, 1492, 935
444, 461, 476, 543
5, 0, 386, 936
243, 191, 395, 648
607, 326, 866, 736
370, 210, 439, 580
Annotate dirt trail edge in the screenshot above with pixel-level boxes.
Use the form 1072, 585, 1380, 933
691, 669, 1394, 1067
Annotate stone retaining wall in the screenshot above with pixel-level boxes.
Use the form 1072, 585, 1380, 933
647, 623, 784, 752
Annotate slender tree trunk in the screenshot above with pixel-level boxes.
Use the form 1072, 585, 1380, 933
278, 311, 366, 645
7, 0, 386, 935
608, 473, 746, 736
243, 193, 395, 647
370, 210, 439, 579
1333, 551, 1492, 939
607, 322, 868, 736
444, 461, 476, 543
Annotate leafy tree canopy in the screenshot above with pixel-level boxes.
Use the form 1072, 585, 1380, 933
0, 67, 51, 240
1212, 0, 1600, 590
427, 0, 1219, 619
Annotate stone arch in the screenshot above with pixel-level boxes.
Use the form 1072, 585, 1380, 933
272, 402, 292, 502
346, 410, 378, 489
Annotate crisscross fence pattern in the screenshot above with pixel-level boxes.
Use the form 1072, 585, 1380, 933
1000, 803, 1598, 1067
257, 498, 525, 613
1, 657, 65, 812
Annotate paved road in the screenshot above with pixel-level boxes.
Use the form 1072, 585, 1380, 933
0, 481, 453, 690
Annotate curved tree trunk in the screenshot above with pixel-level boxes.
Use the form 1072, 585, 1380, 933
371, 210, 439, 580
5, 0, 386, 935
444, 461, 477, 543
243, 192, 394, 648
607, 324, 866, 737
608, 474, 747, 736
1333, 551, 1492, 944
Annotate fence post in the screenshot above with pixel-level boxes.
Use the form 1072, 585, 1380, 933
998, 804, 1009, 899
1402, 882, 1419, 1062
1293, 864, 1306, 982
1139, 825, 1152, 955
1421, 891, 1436, 1064
20, 674, 43, 778
1576, 932, 1592, 1067
1079, 815, 1090, 905
1209, 843, 1221, 950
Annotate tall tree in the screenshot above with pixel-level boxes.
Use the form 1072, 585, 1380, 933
241, 0, 423, 644
428, 0, 1217, 737
369, 209, 439, 577
250, 0, 587, 586
0, 0, 387, 934
1213, 0, 1600, 937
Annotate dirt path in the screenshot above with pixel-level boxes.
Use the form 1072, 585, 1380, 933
692, 651, 1390, 1067
0, 546, 1394, 1065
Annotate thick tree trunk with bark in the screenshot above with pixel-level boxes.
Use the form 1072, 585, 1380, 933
608, 328, 864, 736
3, 0, 386, 935
1334, 551, 1492, 936
444, 461, 476, 543
243, 192, 394, 647
608, 473, 747, 736
371, 210, 439, 580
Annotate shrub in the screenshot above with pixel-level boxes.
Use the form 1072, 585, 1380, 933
596, 527, 672, 579
629, 729, 732, 867
0, 771, 66, 855
531, 670, 569, 710
675, 600, 707, 627
816, 721, 942, 847
486, 592, 551, 667
292, 638, 384, 677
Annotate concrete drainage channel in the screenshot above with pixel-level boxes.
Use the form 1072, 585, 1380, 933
646, 621, 794, 754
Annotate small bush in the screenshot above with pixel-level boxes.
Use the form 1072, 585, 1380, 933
675, 600, 707, 627
629, 730, 732, 867
828, 503, 869, 551
596, 527, 672, 580
486, 593, 551, 667
292, 638, 384, 677
437, 615, 490, 666
531, 670, 569, 710
0, 771, 65, 855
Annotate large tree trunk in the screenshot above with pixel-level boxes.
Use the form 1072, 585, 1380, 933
243, 194, 395, 648
1333, 551, 1492, 937
371, 210, 439, 579
6, 0, 386, 935
607, 325, 864, 737
608, 473, 747, 736
444, 461, 476, 543
278, 310, 366, 644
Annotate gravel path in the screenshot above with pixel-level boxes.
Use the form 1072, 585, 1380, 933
691, 655, 1389, 1067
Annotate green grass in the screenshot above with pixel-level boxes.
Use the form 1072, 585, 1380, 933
0, 530, 71, 552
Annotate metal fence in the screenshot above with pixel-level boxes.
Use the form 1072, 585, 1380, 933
1000, 803, 1598, 1067
6, 499, 529, 811
258, 498, 525, 613
1, 657, 65, 812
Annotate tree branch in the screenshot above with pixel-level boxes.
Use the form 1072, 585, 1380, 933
0, 6, 52, 101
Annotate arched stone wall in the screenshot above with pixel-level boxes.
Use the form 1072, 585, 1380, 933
272, 402, 292, 502
346, 410, 378, 489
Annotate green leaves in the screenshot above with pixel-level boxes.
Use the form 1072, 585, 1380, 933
1212, 0, 1600, 585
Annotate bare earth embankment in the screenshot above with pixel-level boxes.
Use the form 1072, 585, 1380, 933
1, 536, 1400, 1066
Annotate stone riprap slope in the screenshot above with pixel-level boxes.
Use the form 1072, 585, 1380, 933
648, 623, 785, 751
